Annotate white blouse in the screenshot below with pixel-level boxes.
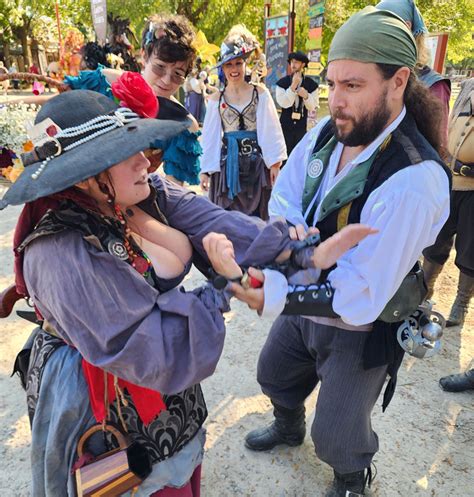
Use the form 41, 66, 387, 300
200, 87, 287, 174
275, 85, 319, 113
264, 108, 450, 326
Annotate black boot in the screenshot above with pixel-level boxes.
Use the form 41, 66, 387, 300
324, 467, 373, 497
440, 369, 474, 392
423, 259, 443, 300
244, 402, 305, 451
446, 273, 474, 327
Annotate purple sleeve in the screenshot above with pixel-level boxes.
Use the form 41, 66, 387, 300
152, 175, 292, 266
430, 81, 450, 146
23, 231, 229, 395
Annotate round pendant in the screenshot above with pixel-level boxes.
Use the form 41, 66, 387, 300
133, 256, 149, 274
307, 156, 324, 179
108, 239, 129, 260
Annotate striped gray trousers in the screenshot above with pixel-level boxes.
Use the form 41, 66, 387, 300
256, 315, 388, 474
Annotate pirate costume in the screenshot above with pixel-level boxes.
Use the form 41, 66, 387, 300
2, 90, 295, 495
245, 8, 451, 496
276, 51, 319, 157
200, 37, 287, 219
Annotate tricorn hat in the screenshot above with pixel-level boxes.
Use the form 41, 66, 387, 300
288, 51, 309, 66
0, 90, 189, 209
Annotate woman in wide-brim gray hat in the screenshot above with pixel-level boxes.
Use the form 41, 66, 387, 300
3, 88, 300, 495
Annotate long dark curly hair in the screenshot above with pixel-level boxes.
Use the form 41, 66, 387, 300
377, 63, 445, 157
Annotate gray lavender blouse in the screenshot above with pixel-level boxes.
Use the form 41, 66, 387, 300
23, 175, 292, 393
21, 175, 293, 495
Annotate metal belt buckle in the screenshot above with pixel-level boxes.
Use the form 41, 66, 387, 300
460, 165, 471, 177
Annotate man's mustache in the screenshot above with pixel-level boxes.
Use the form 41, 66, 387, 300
331, 110, 354, 121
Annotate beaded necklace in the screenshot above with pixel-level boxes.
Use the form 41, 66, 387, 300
113, 204, 153, 277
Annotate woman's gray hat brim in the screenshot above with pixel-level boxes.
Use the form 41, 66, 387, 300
215, 49, 255, 68
0, 91, 190, 209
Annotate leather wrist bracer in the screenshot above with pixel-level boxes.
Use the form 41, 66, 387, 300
282, 281, 339, 317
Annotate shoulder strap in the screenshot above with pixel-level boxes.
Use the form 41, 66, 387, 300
313, 119, 334, 153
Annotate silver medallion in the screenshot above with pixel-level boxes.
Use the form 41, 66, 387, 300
108, 239, 128, 260
307, 156, 324, 179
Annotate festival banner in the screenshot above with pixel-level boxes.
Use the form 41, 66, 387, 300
308, 2, 325, 18
306, 0, 325, 75
309, 14, 324, 29
91, 0, 107, 44
306, 37, 322, 51
265, 15, 289, 97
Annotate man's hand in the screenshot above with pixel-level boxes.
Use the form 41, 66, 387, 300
200, 173, 210, 192
291, 71, 302, 91
297, 87, 308, 100
312, 224, 378, 269
270, 163, 281, 186
203, 233, 243, 280
230, 267, 265, 312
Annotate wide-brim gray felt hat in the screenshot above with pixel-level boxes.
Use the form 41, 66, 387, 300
215, 41, 256, 68
0, 90, 190, 209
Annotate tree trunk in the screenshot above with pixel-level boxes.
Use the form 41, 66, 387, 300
17, 25, 32, 70
3, 42, 11, 67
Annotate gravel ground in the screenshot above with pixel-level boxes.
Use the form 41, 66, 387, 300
0, 185, 472, 497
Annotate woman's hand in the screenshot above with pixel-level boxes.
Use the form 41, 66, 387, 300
230, 267, 265, 312
312, 224, 378, 269
203, 233, 243, 280
200, 173, 210, 192
270, 163, 281, 186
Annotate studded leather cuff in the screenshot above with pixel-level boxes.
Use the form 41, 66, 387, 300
282, 281, 339, 317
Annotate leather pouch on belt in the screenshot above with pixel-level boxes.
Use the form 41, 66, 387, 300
378, 262, 427, 323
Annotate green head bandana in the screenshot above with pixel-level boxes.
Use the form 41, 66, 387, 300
328, 6, 417, 69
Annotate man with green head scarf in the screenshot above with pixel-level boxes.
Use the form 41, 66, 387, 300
241, 7, 451, 496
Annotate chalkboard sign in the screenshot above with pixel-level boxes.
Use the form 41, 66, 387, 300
265, 15, 289, 101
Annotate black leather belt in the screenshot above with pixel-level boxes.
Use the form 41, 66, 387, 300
453, 160, 474, 177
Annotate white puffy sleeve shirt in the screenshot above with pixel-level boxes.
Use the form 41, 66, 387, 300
275, 85, 319, 112
200, 88, 287, 174
268, 113, 450, 326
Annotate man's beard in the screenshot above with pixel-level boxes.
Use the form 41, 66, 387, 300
330, 90, 391, 147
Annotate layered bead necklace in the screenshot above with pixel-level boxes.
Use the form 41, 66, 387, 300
113, 204, 153, 276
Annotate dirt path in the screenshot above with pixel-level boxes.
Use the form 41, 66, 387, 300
0, 186, 472, 496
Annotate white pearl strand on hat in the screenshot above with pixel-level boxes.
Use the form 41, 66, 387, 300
31, 108, 140, 179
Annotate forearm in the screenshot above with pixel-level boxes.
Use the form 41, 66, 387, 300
154, 176, 293, 267
303, 91, 319, 112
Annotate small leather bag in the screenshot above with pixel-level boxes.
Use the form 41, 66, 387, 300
378, 262, 427, 323
75, 423, 152, 497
